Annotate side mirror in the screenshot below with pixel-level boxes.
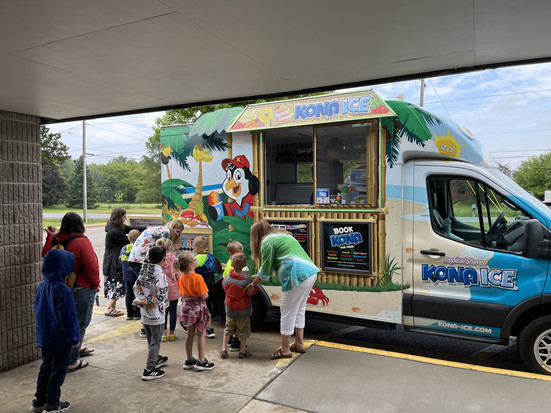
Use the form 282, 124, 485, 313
522, 219, 550, 259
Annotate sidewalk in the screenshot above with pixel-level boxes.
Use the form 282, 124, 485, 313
2, 302, 551, 412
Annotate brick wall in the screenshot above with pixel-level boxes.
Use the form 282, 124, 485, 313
0, 111, 42, 371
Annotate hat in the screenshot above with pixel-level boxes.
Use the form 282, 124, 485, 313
221, 155, 250, 170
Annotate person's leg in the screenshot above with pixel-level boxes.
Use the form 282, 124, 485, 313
68, 287, 95, 367
124, 281, 135, 317
106, 298, 117, 313
185, 324, 195, 361
34, 349, 52, 405
168, 300, 178, 334
291, 275, 317, 349
44, 349, 70, 408
197, 328, 206, 361
145, 325, 163, 370
279, 285, 307, 354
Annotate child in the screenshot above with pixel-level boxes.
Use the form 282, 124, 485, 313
220, 253, 256, 359
133, 246, 169, 381
155, 238, 179, 342
223, 241, 248, 351
120, 229, 142, 321
31, 249, 80, 413
193, 236, 217, 338
175, 252, 215, 371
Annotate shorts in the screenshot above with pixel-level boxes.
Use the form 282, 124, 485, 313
224, 316, 251, 340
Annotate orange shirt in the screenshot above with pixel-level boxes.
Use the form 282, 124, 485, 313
177, 271, 209, 297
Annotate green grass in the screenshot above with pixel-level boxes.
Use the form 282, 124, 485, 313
43, 203, 162, 215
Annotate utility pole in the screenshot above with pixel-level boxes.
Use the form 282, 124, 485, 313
82, 120, 87, 223
419, 79, 426, 107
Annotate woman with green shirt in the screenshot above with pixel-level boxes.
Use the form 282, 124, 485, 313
248, 220, 319, 359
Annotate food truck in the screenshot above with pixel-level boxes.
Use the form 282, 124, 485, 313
160, 89, 551, 374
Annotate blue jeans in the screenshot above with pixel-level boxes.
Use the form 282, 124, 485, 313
69, 287, 96, 365
125, 281, 140, 318
35, 348, 70, 407
164, 299, 178, 331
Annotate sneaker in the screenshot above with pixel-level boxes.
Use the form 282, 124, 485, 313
206, 327, 215, 338
181, 323, 188, 334
238, 349, 252, 359
141, 368, 165, 381
229, 338, 242, 352
134, 315, 141, 320
183, 356, 197, 370
139, 329, 146, 338
168, 333, 177, 341
161, 335, 167, 342
195, 358, 215, 371
42, 401, 70, 412
126, 315, 133, 321
30, 399, 45, 412
155, 355, 168, 368
219, 350, 228, 359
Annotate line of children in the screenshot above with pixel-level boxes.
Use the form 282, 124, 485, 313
155, 238, 179, 342
193, 236, 218, 338
220, 252, 256, 359
133, 246, 170, 380
175, 251, 215, 371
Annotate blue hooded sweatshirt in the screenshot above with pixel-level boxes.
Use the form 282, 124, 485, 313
35, 249, 80, 350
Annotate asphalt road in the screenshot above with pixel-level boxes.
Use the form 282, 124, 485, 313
79, 225, 527, 374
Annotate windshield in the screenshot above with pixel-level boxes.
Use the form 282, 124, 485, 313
489, 169, 551, 222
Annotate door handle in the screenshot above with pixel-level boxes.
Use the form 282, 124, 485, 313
420, 250, 445, 256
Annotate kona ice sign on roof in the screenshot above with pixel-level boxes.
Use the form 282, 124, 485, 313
228, 89, 395, 132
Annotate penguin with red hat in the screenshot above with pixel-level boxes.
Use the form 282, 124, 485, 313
208, 155, 259, 220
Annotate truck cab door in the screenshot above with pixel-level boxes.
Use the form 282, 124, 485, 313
407, 161, 549, 340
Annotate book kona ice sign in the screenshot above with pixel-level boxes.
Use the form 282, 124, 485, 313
228, 89, 395, 132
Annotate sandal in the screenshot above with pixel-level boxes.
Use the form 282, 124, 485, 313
168, 334, 177, 341
289, 343, 306, 353
270, 348, 292, 360
104, 309, 124, 317
79, 347, 94, 357
67, 359, 88, 373
161, 335, 167, 342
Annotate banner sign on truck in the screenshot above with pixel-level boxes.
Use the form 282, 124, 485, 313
228, 89, 395, 132
321, 221, 372, 274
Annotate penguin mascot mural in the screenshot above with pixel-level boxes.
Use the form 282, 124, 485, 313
208, 155, 259, 220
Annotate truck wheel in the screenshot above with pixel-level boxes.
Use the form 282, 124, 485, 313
214, 282, 226, 324
250, 292, 268, 330
518, 315, 551, 375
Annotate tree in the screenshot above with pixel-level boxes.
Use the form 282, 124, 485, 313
40, 125, 71, 167
498, 162, 515, 179
98, 156, 143, 202
514, 152, 551, 199
65, 157, 100, 208
42, 165, 67, 206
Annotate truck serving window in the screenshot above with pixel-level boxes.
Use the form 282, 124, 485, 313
428, 176, 533, 253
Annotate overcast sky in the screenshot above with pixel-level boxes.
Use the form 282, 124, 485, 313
46, 61, 551, 170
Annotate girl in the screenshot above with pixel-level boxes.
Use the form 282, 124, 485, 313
155, 238, 179, 342
174, 252, 215, 371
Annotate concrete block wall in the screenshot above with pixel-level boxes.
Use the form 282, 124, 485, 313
0, 111, 42, 372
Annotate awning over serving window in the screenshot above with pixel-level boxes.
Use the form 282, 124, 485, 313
227, 89, 396, 132
189, 107, 244, 140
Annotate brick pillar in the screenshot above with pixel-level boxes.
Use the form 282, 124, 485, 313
0, 111, 43, 371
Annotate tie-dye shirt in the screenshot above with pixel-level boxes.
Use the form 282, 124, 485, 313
128, 225, 170, 263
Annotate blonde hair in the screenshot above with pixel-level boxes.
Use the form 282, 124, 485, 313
227, 240, 243, 255
166, 219, 184, 248
230, 252, 247, 272
173, 251, 195, 274
128, 229, 141, 243
250, 220, 288, 261
193, 235, 208, 251
156, 237, 173, 251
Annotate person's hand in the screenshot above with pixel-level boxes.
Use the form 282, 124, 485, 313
246, 283, 255, 295
44, 226, 57, 236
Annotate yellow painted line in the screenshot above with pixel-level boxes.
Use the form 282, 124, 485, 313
85, 321, 143, 343
272, 340, 316, 367
316, 341, 551, 382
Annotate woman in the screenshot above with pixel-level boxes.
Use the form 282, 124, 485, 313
103, 207, 136, 317
247, 220, 319, 359
42, 212, 100, 372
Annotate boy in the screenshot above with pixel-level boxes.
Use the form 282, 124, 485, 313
220, 253, 256, 359
120, 229, 142, 321
223, 241, 248, 351
31, 249, 80, 413
193, 236, 217, 338
133, 246, 169, 380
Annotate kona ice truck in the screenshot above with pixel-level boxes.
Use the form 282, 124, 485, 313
159, 89, 551, 374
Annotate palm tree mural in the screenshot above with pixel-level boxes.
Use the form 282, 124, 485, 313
381, 100, 444, 167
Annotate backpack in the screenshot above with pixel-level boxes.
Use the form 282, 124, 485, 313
51, 234, 86, 288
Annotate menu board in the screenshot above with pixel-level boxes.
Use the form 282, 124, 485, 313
267, 220, 310, 255
321, 221, 372, 273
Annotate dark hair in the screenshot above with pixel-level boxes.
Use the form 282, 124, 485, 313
148, 246, 166, 265
108, 207, 127, 229
59, 212, 85, 234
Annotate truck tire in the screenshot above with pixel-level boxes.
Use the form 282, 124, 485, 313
518, 315, 551, 375
213, 282, 269, 330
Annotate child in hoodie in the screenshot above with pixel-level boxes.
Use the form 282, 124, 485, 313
31, 249, 80, 413
220, 253, 256, 359
133, 246, 169, 381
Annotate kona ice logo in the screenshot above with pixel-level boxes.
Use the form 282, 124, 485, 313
294, 96, 372, 120
330, 226, 363, 247
422, 258, 517, 290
